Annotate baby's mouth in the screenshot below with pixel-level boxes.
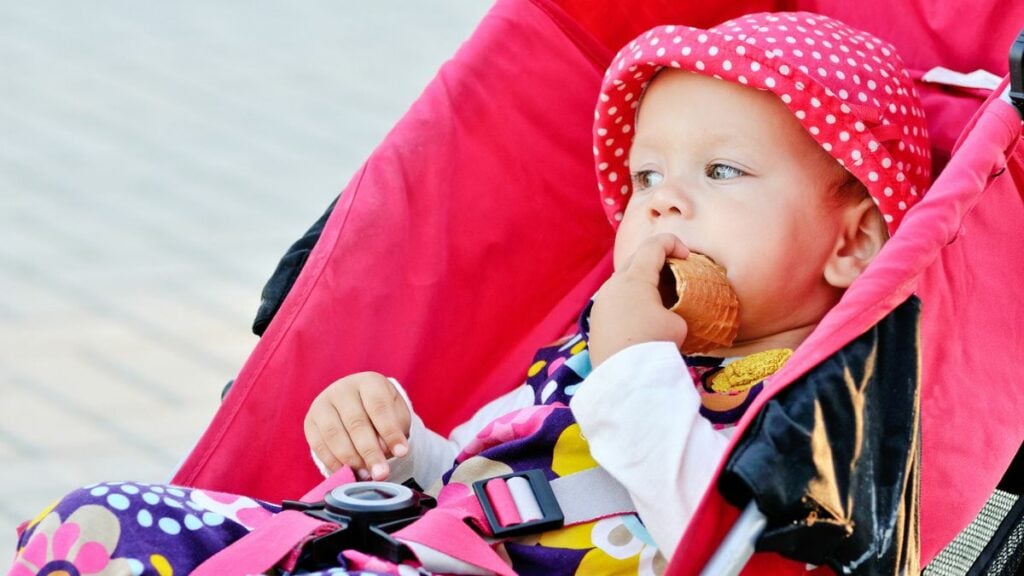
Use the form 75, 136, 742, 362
683, 246, 718, 267
692, 250, 717, 264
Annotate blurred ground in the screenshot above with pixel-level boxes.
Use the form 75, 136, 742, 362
0, 1, 490, 557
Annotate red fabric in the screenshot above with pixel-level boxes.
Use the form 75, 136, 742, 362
917, 97, 1024, 563
555, 0, 781, 57
173, 0, 1024, 572
173, 0, 615, 500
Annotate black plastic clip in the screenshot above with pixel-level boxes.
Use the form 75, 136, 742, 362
281, 479, 436, 571
1010, 27, 1024, 117
473, 469, 564, 538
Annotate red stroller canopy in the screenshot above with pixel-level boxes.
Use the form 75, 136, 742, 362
173, 0, 1024, 571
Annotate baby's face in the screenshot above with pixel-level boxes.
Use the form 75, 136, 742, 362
615, 70, 849, 348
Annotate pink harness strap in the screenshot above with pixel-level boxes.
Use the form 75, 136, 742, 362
193, 464, 636, 575
192, 468, 356, 576
394, 467, 638, 574
484, 477, 523, 527
395, 486, 520, 576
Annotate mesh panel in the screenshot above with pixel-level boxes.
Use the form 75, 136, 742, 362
985, 515, 1024, 575
924, 490, 1019, 575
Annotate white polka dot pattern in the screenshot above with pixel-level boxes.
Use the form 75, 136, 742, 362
593, 11, 931, 234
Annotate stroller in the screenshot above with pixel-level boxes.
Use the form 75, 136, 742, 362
172, 0, 1024, 573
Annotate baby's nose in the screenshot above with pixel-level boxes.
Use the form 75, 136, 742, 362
648, 184, 693, 218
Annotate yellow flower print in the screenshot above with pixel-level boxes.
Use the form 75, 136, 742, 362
551, 423, 599, 477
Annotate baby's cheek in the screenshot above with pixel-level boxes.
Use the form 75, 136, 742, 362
724, 270, 757, 327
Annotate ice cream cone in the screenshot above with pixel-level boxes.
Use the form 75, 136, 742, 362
659, 254, 740, 354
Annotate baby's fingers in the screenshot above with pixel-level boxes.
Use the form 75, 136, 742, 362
625, 234, 690, 280
336, 396, 391, 481
360, 385, 410, 460
304, 401, 365, 476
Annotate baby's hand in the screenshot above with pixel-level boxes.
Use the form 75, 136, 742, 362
589, 234, 690, 367
304, 371, 411, 481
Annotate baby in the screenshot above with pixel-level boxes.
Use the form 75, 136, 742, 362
9, 11, 930, 576
305, 9, 929, 572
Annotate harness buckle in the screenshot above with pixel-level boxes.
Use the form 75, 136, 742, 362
472, 469, 565, 538
282, 479, 436, 570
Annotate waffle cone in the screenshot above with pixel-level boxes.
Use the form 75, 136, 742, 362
659, 254, 740, 354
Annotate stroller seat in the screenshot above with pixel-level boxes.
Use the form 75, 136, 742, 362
172, 1, 1024, 573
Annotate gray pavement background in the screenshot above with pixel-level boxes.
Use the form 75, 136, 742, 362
0, 1, 491, 557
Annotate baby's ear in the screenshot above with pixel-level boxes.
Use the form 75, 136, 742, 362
823, 197, 888, 288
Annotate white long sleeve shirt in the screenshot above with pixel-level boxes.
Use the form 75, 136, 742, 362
570, 341, 732, 557
312, 341, 731, 557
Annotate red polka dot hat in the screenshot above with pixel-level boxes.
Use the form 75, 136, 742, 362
593, 12, 931, 234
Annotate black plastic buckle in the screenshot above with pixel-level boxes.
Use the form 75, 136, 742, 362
472, 469, 564, 538
1010, 28, 1024, 117
281, 479, 435, 571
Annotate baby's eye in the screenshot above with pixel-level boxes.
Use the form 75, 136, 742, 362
705, 163, 746, 180
631, 169, 664, 191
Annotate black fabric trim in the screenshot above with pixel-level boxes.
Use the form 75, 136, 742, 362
252, 196, 338, 337
719, 296, 922, 574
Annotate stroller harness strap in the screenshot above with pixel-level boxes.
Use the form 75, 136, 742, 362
191, 468, 357, 576
394, 465, 637, 575
192, 464, 634, 575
